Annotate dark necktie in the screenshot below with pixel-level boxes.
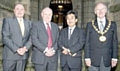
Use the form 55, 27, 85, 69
100, 21, 104, 32
46, 23, 52, 48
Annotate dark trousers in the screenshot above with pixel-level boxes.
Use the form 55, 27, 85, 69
34, 57, 57, 71
3, 59, 26, 71
62, 63, 81, 71
88, 57, 111, 71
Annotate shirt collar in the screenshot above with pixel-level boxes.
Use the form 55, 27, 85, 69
43, 21, 51, 29
69, 25, 76, 30
97, 17, 106, 22
17, 18, 23, 23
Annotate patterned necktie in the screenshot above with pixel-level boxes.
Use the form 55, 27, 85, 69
19, 18, 24, 36
46, 23, 52, 48
100, 21, 104, 32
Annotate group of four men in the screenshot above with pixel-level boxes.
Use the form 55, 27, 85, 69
1, 2, 118, 71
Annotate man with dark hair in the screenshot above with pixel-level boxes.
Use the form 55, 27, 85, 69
2, 3, 32, 71
58, 10, 85, 71
85, 2, 118, 71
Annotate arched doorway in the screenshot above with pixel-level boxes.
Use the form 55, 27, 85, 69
50, 0, 73, 29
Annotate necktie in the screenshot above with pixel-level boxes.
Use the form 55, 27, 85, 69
19, 19, 24, 36
100, 21, 104, 32
46, 23, 52, 48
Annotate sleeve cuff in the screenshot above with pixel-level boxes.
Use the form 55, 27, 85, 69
67, 49, 70, 53
52, 47, 55, 53
85, 58, 91, 61
112, 58, 118, 61
43, 47, 48, 53
24, 46, 28, 52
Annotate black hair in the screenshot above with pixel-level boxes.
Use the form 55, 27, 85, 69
66, 10, 78, 19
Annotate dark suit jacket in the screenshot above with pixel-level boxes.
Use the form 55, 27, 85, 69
2, 17, 32, 60
85, 19, 118, 67
31, 21, 59, 64
58, 26, 85, 68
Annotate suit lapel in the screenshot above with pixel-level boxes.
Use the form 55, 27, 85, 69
103, 19, 108, 31
51, 22, 55, 43
69, 27, 77, 44
69, 27, 75, 41
23, 19, 28, 37
65, 28, 69, 47
41, 21, 48, 35
40, 21, 48, 43
94, 19, 99, 31
13, 17, 22, 36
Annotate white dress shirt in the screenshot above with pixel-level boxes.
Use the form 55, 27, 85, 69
97, 17, 106, 30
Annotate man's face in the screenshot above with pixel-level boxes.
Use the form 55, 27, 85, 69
94, 3, 107, 18
66, 14, 77, 27
14, 4, 25, 18
41, 8, 52, 23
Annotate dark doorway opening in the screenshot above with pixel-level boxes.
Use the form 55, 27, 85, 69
50, 0, 73, 29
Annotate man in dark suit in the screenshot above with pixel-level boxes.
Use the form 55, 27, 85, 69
85, 2, 118, 71
31, 7, 59, 71
2, 4, 32, 71
58, 11, 85, 71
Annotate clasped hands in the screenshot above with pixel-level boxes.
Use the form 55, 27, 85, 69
62, 47, 76, 57
45, 48, 55, 57
17, 47, 27, 55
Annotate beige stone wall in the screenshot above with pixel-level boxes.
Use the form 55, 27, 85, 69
110, 0, 120, 42
0, 4, 13, 71
30, 0, 39, 21
110, 1, 120, 70
30, 0, 51, 21
83, 0, 95, 28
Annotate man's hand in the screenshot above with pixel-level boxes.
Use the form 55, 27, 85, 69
85, 60, 91, 67
62, 47, 68, 55
17, 47, 27, 55
111, 60, 117, 67
45, 48, 54, 57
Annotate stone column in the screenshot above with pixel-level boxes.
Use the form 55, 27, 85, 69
30, 0, 39, 21
72, 0, 82, 28
84, 0, 95, 28
21, 0, 31, 19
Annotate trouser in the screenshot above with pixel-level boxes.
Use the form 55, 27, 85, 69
3, 59, 26, 71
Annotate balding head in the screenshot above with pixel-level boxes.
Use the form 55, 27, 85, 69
94, 2, 107, 11
94, 2, 107, 19
41, 7, 53, 14
41, 7, 53, 23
